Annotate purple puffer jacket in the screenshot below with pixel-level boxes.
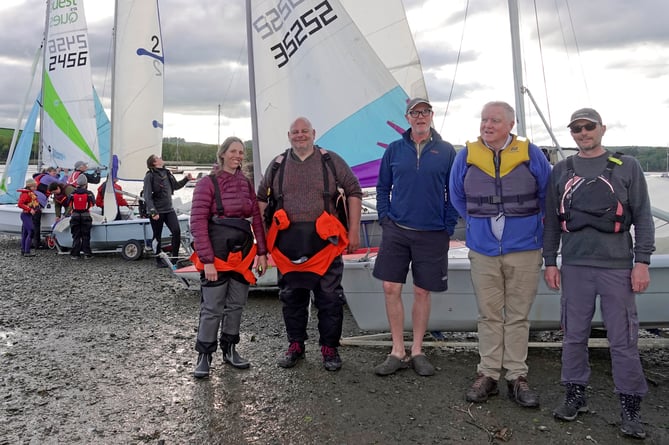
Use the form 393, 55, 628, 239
190, 169, 267, 264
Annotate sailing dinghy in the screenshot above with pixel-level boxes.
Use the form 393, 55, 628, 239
52, 0, 191, 260
0, 0, 103, 237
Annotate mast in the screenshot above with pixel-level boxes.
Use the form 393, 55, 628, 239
37, 0, 51, 170
507, 0, 526, 137
245, 0, 261, 189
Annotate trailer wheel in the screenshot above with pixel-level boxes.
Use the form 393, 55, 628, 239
121, 240, 143, 261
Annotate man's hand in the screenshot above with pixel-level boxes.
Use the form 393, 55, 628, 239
544, 265, 561, 290
631, 263, 650, 293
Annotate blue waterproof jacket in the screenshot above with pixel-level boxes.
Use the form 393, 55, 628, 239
449, 137, 552, 256
376, 128, 459, 234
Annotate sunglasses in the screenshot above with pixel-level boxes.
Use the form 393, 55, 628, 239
407, 109, 433, 118
570, 122, 598, 134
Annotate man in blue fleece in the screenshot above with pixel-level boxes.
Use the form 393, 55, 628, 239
373, 97, 459, 377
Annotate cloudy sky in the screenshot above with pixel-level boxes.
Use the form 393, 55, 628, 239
0, 0, 668, 149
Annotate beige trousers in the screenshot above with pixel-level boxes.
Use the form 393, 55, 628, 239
468, 249, 542, 381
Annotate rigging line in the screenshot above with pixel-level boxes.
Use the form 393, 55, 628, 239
439, 0, 470, 134
532, 0, 554, 132
564, 0, 590, 103
219, 43, 246, 125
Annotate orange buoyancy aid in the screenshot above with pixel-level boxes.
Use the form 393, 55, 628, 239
190, 243, 258, 285
267, 209, 348, 276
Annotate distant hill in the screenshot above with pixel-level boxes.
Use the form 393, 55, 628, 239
1, 127, 666, 173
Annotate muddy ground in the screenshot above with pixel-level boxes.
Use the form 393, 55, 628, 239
1, 235, 668, 445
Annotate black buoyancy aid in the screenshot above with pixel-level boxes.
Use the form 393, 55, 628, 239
464, 137, 540, 217
558, 153, 628, 233
264, 148, 349, 276
190, 175, 258, 284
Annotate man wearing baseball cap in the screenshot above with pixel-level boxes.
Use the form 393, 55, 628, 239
67, 160, 101, 187
543, 108, 654, 439
373, 97, 459, 377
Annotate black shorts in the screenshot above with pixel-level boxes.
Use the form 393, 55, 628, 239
372, 219, 450, 292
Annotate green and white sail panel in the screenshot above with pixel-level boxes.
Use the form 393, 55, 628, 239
110, 0, 164, 182
41, 0, 100, 170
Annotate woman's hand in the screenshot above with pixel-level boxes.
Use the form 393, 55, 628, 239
256, 255, 268, 277
203, 263, 218, 282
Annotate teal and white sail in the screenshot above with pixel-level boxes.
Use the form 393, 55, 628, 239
0, 100, 39, 203
247, 0, 427, 187
40, 0, 100, 170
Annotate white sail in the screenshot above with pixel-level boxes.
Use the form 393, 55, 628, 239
247, 0, 425, 188
41, 0, 100, 170
105, 0, 165, 221
339, 0, 427, 99
110, 0, 164, 182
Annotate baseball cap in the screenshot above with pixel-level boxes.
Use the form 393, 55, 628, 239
74, 160, 88, 169
568, 108, 602, 127
406, 97, 431, 114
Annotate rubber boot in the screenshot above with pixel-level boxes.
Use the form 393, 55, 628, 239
222, 342, 250, 369
193, 352, 212, 378
620, 393, 646, 439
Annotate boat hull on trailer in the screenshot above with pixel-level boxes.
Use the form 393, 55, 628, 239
342, 248, 669, 332
52, 213, 190, 259
0, 204, 58, 236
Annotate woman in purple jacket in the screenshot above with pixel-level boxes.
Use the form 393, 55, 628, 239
189, 136, 268, 378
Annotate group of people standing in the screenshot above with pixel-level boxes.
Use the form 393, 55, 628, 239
187, 98, 654, 441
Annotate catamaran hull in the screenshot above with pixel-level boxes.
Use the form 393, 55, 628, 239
52, 214, 191, 258
0, 204, 58, 236
342, 253, 669, 332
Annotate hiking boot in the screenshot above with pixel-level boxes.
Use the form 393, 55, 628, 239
277, 342, 305, 368
507, 376, 539, 407
84, 254, 93, 260
222, 343, 250, 369
411, 354, 435, 377
374, 354, 410, 376
321, 345, 342, 371
193, 352, 212, 379
619, 393, 646, 439
553, 383, 588, 421
466, 373, 499, 403
23, 252, 37, 257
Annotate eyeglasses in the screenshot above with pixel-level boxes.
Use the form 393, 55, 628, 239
570, 122, 598, 134
407, 109, 433, 118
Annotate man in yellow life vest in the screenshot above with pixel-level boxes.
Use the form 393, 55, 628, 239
257, 117, 362, 372
449, 101, 552, 408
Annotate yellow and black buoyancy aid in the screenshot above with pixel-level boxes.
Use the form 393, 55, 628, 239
464, 136, 540, 217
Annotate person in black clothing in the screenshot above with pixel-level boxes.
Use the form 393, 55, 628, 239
143, 154, 193, 267
66, 174, 96, 259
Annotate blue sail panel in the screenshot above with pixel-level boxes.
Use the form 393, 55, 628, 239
316, 87, 408, 188
0, 100, 39, 204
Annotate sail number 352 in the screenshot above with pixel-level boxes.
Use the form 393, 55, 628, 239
47, 33, 88, 71
253, 0, 338, 69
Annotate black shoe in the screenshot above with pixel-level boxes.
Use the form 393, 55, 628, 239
156, 259, 168, 268
553, 383, 588, 421
321, 345, 342, 371
466, 373, 499, 403
277, 342, 305, 368
507, 376, 539, 407
84, 254, 93, 260
193, 353, 212, 379
223, 343, 250, 369
70, 255, 81, 260
23, 252, 37, 257
620, 393, 646, 439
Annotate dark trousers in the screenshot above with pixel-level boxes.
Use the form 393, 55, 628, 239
70, 212, 93, 256
278, 257, 346, 348
20, 212, 33, 253
31, 210, 42, 249
560, 265, 648, 396
150, 210, 181, 257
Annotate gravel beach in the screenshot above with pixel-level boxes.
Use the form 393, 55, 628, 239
1, 234, 668, 444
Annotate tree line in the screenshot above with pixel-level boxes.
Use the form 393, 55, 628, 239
1, 128, 668, 173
